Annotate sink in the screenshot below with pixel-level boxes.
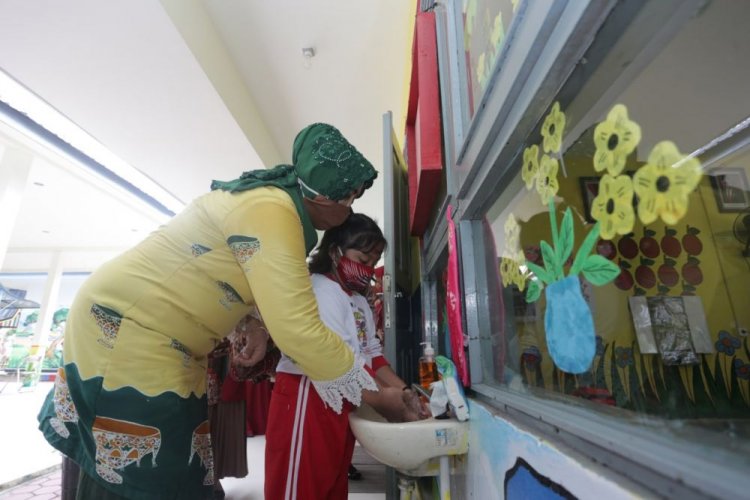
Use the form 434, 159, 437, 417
349, 403, 469, 476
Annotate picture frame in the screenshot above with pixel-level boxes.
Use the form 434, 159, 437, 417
628, 296, 713, 365
579, 176, 600, 223
709, 167, 750, 212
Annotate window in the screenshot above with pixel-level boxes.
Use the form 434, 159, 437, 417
481, 0, 749, 457
461, 0, 520, 119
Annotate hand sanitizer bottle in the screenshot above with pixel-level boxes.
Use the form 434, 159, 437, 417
419, 341, 439, 390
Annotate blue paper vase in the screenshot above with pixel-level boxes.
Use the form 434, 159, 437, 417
544, 275, 595, 374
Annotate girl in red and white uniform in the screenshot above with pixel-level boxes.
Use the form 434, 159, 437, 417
264, 213, 425, 500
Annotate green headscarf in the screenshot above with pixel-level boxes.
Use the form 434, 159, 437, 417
211, 123, 378, 253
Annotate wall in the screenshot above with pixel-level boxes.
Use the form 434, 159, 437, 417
455, 400, 638, 499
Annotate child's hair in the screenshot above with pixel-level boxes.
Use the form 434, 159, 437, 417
308, 213, 387, 274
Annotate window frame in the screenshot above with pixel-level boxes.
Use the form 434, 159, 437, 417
429, 0, 750, 497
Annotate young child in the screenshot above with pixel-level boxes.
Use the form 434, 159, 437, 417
264, 213, 426, 499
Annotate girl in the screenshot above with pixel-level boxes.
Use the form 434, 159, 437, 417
264, 213, 426, 499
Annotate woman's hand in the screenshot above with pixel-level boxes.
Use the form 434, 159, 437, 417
229, 314, 269, 367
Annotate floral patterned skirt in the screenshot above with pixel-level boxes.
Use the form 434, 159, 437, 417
38, 364, 214, 500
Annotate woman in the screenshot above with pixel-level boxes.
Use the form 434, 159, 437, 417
37, 123, 379, 499
265, 213, 427, 500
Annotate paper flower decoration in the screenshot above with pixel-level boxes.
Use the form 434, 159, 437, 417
593, 104, 642, 176
500, 257, 515, 287
522, 145, 540, 189
504, 214, 521, 246
590, 174, 635, 240
541, 102, 566, 153
523, 204, 619, 374
477, 52, 489, 89
536, 154, 560, 204
491, 12, 505, 49
633, 141, 702, 225
500, 255, 527, 291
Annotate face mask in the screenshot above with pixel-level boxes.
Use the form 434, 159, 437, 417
303, 196, 352, 230
336, 249, 375, 294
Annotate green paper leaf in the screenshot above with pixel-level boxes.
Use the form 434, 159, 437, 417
540, 240, 559, 278
525, 278, 542, 303
581, 254, 620, 285
525, 261, 553, 285
570, 223, 600, 276
557, 208, 574, 267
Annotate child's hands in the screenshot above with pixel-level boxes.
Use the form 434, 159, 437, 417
366, 387, 428, 423
402, 388, 431, 420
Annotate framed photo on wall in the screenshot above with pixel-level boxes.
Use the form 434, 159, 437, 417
579, 176, 600, 223
709, 167, 750, 212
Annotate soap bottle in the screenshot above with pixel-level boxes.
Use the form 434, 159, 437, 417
419, 341, 439, 390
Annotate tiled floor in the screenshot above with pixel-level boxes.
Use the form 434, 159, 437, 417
0, 437, 385, 499
0, 470, 60, 500
0, 380, 61, 487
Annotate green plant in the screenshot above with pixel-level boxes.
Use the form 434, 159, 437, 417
525, 200, 620, 302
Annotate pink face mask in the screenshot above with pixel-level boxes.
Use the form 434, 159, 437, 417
336, 250, 375, 293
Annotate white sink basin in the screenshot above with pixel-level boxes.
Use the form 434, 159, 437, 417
349, 403, 469, 476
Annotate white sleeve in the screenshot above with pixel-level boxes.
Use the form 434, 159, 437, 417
313, 279, 358, 350
353, 294, 383, 360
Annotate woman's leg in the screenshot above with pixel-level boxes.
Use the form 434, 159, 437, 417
75, 468, 127, 500
61, 456, 80, 500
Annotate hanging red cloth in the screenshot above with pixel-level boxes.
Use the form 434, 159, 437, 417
446, 205, 470, 387
245, 379, 273, 436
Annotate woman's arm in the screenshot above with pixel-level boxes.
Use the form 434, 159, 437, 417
220, 189, 375, 412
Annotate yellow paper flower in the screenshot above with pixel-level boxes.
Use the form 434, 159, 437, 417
464, 0, 477, 46
536, 154, 560, 204
633, 141, 702, 225
521, 145, 540, 189
504, 214, 520, 247
593, 104, 642, 176
500, 256, 526, 290
477, 52, 488, 89
491, 12, 505, 49
590, 174, 635, 240
541, 102, 566, 153
500, 257, 515, 287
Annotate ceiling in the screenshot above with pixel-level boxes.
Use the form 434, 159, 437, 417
0, 0, 415, 273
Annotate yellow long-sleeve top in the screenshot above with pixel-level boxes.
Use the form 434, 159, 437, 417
64, 185, 375, 410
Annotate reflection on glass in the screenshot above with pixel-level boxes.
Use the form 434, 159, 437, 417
462, 0, 518, 117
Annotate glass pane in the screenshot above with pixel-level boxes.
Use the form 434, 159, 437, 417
483, 0, 750, 444
462, 0, 519, 118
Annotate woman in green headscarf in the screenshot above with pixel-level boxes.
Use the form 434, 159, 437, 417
37, 123, 379, 499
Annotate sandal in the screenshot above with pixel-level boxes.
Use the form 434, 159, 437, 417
348, 464, 363, 480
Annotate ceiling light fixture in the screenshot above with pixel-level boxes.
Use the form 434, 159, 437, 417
302, 47, 315, 69
0, 69, 183, 217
